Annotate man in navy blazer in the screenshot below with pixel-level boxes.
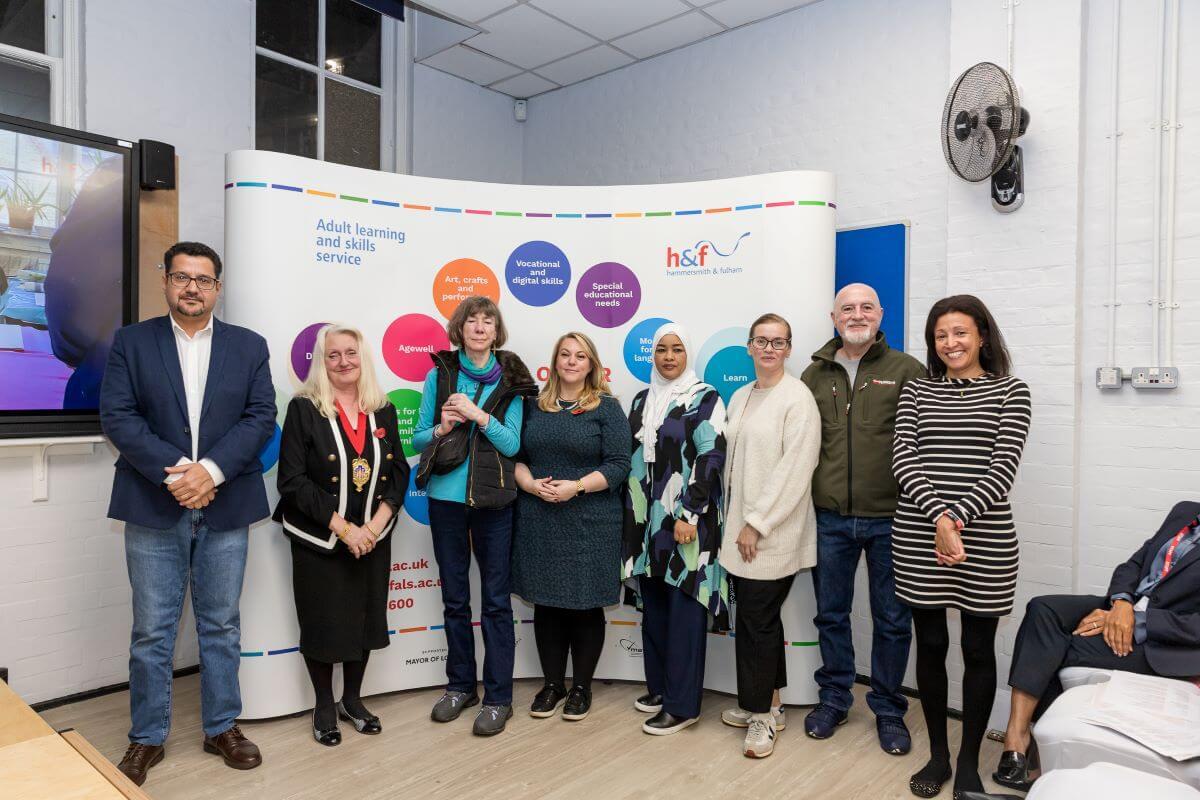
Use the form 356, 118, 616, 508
100, 241, 275, 786
992, 499, 1200, 790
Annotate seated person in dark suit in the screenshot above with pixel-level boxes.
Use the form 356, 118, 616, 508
993, 500, 1200, 790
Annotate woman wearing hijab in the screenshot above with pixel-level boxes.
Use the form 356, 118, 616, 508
621, 323, 729, 735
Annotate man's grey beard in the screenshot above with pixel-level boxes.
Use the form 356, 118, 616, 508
842, 327, 874, 345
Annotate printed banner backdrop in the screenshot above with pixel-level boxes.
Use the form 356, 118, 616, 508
224, 150, 836, 719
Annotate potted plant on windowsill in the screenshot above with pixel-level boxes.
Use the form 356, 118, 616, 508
0, 181, 53, 231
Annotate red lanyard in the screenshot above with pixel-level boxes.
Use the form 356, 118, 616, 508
335, 401, 367, 457
1161, 521, 1198, 578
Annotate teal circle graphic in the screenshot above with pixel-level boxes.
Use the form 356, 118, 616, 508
696, 326, 749, 376
623, 317, 671, 383
703, 345, 755, 404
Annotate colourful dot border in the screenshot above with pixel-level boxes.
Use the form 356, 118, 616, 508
225, 180, 836, 215
240, 618, 815, 657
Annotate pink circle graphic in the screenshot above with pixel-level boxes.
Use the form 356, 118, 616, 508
382, 313, 450, 382
290, 322, 331, 381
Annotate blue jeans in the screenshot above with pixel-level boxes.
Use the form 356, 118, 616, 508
124, 510, 248, 744
428, 499, 515, 706
811, 509, 912, 718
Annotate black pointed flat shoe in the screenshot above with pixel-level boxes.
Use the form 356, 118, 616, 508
909, 764, 952, 798
992, 739, 1039, 791
313, 708, 341, 746
337, 700, 382, 735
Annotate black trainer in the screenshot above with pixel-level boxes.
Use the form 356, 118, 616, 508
562, 685, 592, 721
529, 683, 567, 718
642, 709, 697, 735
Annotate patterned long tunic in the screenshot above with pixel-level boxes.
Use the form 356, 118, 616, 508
621, 383, 730, 630
891, 375, 1032, 616
511, 395, 632, 609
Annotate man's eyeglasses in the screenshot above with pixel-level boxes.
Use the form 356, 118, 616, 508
749, 336, 791, 351
166, 271, 219, 292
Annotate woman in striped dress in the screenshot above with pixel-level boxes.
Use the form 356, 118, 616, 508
891, 295, 1031, 800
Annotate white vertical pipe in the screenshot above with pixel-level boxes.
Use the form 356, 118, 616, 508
1106, 0, 1122, 368
1163, 0, 1181, 367
1149, 0, 1166, 367
1006, 1, 1016, 76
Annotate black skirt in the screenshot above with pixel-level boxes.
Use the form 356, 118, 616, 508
291, 536, 391, 663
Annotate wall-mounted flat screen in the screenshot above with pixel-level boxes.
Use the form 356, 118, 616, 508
0, 113, 137, 438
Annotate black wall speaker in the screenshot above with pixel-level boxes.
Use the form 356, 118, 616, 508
139, 139, 176, 190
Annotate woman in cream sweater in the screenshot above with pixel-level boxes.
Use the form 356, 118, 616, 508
718, 313, 821, 759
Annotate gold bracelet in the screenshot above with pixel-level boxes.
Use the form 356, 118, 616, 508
338, 522, 352, 541
576, 479, 585, 496
364, 522, 378, 540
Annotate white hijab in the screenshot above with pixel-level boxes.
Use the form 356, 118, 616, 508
640, 322, 702, 463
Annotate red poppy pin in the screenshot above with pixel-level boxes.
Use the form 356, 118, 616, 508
374, 427, 387, 438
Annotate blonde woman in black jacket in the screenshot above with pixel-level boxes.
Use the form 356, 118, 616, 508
274, 325, 409, 746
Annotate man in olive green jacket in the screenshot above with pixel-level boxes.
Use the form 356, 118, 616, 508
799, 283, 926, 755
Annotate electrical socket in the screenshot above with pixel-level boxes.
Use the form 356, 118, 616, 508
1096, 367, 1122, 389
1130, 366, 1180, 389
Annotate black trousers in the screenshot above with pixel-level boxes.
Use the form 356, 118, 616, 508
733, 574, 795, 713
533, 604, 606, 689
640, 575, 708, 718
1008, 594, 1154, 720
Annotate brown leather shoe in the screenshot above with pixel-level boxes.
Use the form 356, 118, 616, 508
117, 742, 165, 786
202, 725, 262, 770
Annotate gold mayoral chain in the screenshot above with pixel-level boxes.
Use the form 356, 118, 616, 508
336, 402, 372, 493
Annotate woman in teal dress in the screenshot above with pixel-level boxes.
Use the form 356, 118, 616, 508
512, 332, 631, 722
621, 322, 729, 735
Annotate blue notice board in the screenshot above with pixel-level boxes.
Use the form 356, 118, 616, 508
834, 222, 909, 351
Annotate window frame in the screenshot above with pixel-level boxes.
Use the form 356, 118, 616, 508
251, 0, 398, 172
0, 0, 83, 234
0, 0, 82, 128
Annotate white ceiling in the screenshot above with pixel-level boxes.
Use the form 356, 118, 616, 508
411, 0, 822, 99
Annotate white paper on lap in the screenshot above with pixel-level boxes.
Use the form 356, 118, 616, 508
1077, 671, 1200, 761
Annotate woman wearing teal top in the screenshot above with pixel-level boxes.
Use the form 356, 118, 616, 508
412, 296, 536, 736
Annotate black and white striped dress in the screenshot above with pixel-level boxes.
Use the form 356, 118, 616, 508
891, 375, 1032, 616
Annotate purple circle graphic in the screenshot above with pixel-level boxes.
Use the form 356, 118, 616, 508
575, 262, 641, 328
290, 322, 330, 381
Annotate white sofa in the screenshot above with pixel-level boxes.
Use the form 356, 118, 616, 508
1034, 681, 1200, 787
1027, 762, 1199, 800
1057, 666, 1114, 690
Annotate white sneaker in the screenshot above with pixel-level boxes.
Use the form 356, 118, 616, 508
743, 713, 776, 758
721, 705, 786, 730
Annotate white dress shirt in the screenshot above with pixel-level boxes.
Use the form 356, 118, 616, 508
166, 314, 226, 486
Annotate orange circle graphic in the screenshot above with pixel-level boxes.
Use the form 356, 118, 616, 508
432, 258, 500, 319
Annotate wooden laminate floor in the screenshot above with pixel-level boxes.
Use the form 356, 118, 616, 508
40, 675, 1007, 799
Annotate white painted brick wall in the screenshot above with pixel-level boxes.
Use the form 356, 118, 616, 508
522, 0, 1200, 730
1077, 1, 1200, 592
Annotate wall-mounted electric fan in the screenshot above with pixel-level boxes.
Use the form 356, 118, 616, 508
941, 61, 1030, 213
